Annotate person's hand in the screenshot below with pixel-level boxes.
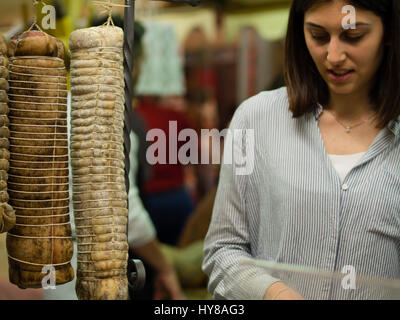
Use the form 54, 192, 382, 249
153, 267, 186, 300
263, 281, 304, 300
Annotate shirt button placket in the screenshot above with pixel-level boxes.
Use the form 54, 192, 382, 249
328, 182, 350, 298
325, 183, 348, 299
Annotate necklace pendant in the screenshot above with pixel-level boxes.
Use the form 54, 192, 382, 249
346, 127, 351, 133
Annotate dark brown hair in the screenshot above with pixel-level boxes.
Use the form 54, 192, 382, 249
285, 0, 400, 129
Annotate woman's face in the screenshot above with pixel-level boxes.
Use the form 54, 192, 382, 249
304, 0, 384, 98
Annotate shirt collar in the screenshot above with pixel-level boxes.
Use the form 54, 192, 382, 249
314, 104, 400, 137
387, 116, 400, 136
314, 104, 324, 121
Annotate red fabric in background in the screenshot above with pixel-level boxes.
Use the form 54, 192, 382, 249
137, 98, 194, 194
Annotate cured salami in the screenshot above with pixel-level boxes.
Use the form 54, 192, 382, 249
0, 33, 15, 234
69, 26, 129, 300
6, 30, 73, 289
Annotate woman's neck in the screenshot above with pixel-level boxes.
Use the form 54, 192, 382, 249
326, 91, 375, 121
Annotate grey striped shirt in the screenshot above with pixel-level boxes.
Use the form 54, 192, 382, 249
202, 87, 400, 300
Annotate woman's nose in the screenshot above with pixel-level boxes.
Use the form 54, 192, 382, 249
327, 38, 346, 65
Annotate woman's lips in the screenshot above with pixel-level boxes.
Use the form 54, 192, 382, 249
328, 70, 355, 82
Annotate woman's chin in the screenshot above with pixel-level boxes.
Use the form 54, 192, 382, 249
327, 83, 358, 96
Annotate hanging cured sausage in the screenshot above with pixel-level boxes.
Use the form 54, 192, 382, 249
0, 33, 15, 234
69, 26, 129, 300
6, 30, 74, 288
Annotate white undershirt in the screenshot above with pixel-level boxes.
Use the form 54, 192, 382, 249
328, 152, 366, 182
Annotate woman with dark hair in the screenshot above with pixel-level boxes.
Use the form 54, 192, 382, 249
202, 0, 400, 300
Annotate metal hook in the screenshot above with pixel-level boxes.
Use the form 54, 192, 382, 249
151, 0, 200, 7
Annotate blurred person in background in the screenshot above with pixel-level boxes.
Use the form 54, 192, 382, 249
136, 94, 196, 247
186, 89, 220, 199
134, 22, 197, 247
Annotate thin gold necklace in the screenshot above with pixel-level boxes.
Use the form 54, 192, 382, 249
324, 109, 376, 133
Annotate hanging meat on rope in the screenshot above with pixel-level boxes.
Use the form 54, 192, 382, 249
6, 29, 74, 289
0, 33, 15, 234
69, 24, 129, 300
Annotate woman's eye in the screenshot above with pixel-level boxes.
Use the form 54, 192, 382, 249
311, 33, 329, 42
344, 34, 364, 42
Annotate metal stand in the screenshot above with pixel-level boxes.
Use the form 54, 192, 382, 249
128, 259, 146, 291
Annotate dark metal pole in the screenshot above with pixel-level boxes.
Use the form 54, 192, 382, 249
124, 0, 135, 195
152, 0, 200, 6
124, 0, 147, 298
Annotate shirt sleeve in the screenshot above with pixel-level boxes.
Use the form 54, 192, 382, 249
202, 98, 281, 300
127, 131, 156, 247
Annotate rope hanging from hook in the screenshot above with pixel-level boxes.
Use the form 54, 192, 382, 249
28, 0, 46, 32
92, 0, 129, 27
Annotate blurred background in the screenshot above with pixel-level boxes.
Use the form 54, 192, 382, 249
0, 0, 291, 300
